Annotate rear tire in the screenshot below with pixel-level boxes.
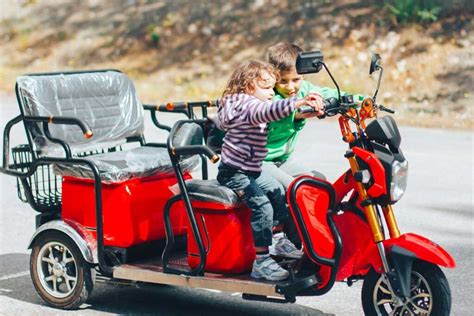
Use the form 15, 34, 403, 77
361, 260, 451, 315
30, 231, 94, 309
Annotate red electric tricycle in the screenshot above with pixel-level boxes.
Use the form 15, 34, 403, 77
0, 53, 454, 315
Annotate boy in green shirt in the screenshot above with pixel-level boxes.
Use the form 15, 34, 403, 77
263, 43, 363, 187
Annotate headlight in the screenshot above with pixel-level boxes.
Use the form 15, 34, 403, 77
390, 159, 408, 202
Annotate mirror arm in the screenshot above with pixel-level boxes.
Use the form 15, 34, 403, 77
321, 62, 341, 102
373, 65, 383, 103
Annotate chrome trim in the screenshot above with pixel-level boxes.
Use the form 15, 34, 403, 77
28, 220, 97, 264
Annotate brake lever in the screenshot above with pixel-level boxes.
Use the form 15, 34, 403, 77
379, 104, 395, 114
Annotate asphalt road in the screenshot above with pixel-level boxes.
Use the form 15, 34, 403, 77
0, 93, 472, 315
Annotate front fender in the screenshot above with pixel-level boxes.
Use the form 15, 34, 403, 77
384, 233, 456, 268
28, 219, 98, 264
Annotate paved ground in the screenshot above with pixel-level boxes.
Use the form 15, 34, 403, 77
0, 93, 472, 315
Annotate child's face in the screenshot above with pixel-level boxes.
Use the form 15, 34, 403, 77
249, 71, 276, 102
275, 67, 303, 98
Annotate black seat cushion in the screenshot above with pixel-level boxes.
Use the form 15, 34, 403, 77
172, 179, 240, 209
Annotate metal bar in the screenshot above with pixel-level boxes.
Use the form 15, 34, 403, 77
2, 115, 22, 169
382, 205, 401, 238
346, 155, 384, 242
114, 265, 284, 298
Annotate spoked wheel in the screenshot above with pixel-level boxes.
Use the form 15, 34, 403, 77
30, 231, 94, 309
362, 260, 451, 316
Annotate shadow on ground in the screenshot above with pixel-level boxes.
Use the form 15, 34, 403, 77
0, 253, 330, 315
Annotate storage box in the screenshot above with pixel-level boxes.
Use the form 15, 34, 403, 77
62, 175, 187, 248
187, 206, 255, 274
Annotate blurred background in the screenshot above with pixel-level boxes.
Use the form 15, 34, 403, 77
1, 0, 473, 129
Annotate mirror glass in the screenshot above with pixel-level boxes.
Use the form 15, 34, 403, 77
369, 53, 382, 75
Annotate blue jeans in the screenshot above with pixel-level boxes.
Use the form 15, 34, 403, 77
216, 164, 290, 248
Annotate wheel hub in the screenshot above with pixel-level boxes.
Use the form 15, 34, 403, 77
52, 262, 65, 277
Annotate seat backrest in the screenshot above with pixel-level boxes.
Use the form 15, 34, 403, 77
16, 71, 144, 156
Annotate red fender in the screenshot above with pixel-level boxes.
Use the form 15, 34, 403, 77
384, 233, 456, 268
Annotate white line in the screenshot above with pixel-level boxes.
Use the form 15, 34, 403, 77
0, 271, 29, 281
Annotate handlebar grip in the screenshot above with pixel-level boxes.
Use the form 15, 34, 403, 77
49, 117, 93, 139
173, 145, 220, 163
158, 102, 188, 111
296, 106, 316, 114
379, 104, 395, 114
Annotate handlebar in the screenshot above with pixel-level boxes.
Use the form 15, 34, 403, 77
173, 145, 219, 163
297, 97, 395, 117
296, 97, 341, 116
23, 116, 93, 139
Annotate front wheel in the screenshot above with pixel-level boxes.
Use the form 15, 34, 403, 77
361, 260, 451, 315
30, 231, 94, 309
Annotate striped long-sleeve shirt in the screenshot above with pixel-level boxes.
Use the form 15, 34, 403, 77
215, 93, 296, 173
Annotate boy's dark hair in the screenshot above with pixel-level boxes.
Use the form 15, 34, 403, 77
266, 43, 303, 72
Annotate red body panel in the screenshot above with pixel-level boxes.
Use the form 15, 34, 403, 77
384, 233, 456, 268
287, 179, 336, 288
62, 175, 188, 248
333, 212, 382, 280
187, 205, 255, 274
352, 147, 387, 197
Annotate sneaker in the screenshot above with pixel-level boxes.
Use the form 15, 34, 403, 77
250, 256, 289, 281
270, 234, 304, 259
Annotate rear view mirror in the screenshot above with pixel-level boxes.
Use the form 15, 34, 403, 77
296, 51, 324, 74
369, 53, 382, 75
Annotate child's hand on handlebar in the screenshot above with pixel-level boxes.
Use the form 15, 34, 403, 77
298, 93, 325, 118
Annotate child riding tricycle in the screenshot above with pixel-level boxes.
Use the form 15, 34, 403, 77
0, 52, 455, 315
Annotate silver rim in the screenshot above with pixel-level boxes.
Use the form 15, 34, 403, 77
373, 271, 433, 315
36, 241, 78, 298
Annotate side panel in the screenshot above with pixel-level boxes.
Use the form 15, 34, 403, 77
287, 177, 340, 291
333, 211, 382, 281
188, 206, 255, 274
352, 147, 387, 197
62, 174, 188, 248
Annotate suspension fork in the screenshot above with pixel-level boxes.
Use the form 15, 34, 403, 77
346, 151, 407, 302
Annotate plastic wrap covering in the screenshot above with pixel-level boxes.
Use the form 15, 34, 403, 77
16, 71, 144, 156
54, 147, 199, 183
171, 122, 203, 150
170, 179, 240, 207
54, 122, 203, 183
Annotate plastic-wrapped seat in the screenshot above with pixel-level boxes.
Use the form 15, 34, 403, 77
16, 70, 198, 182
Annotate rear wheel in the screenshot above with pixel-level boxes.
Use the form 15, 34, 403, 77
361, 260, 451, 315
30, 231, 94, 309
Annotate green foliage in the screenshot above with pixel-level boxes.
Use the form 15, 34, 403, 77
384, 0, 442, 24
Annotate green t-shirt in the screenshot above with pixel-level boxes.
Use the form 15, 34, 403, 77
265, 80, 363, 162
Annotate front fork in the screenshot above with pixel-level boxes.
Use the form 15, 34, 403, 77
347, 154, 407, 302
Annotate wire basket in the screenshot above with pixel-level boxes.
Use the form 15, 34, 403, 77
11, 144, 62, 211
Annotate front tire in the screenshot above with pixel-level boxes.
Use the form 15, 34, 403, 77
361, 260, 451, 315
30, 231, 94, 309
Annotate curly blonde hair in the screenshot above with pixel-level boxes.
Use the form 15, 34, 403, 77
222, 60, 276, 98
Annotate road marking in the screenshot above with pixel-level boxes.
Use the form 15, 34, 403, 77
0, 288, 13, 293
0, 271, 29, 281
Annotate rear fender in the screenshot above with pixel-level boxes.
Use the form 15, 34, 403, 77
28, 219, 98, 264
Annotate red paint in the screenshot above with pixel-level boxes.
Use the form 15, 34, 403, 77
287, 177, 336, 288
187, 205, 255, 274
352, 147, 387, 197
384, 233, 456, 268
333, 212, 382, 280
62, 174, 188, 248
